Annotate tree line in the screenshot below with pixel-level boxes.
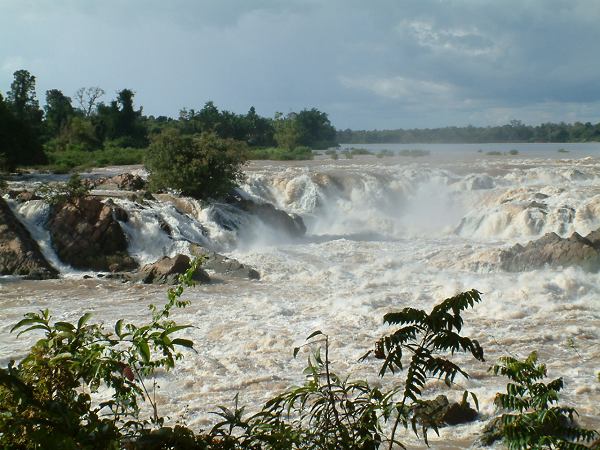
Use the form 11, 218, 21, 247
337, 119, 600, 144
0, 69, 337, 171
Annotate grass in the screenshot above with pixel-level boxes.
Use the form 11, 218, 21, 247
44, 145, 146, 173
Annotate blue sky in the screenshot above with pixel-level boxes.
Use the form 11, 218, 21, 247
1, 0, 599, 129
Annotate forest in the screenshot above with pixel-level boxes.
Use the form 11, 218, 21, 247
337, 120, 600, 144
0, 70, 337, 172
2, 68, 600, 175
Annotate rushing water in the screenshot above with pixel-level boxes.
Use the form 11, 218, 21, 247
1, 147, 599, 448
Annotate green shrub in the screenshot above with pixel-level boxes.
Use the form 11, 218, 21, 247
35, 173, 90, 206
491, 352, 598, 449
45, 144, 145, 172
0, 259, 201, 449
145, 129, 247, 199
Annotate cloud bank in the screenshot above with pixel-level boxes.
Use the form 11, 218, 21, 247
1, 0, 599, 129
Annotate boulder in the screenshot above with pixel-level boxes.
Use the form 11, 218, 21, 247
138, 254, 210, 285
112, 173, 147, 191
190, 244, 260, 280
96, 173, 147, 191
48, 197, 138, 271
412, 395, 478, 428
499, 230, 600, 272
218, 194, 306, 238
0, 197, 58, 279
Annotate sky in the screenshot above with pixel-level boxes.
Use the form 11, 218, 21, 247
1, 0, 600, 130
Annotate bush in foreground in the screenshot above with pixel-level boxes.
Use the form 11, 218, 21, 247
0, 267, 597, 449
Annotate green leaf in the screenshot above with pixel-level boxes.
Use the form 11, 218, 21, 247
137, 341, 151, 364
171, 338, 194, 348
14, 324, 50, 337
77, 312, 93, 329
49, 352, 73, 363
115, 319, 123, 337
162, 325, 192, 336
306, 330, 323, 340
55, 321, 75, 332
10, 317, 48, 334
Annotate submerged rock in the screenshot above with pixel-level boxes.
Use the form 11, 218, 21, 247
213, 194, 306, 238
0, 197, 58, 279
48, 197, 138, 272
412, 395, 478, 428
137, 254, 210, 285
190, 244, 260, 280
499, 230, 600, 272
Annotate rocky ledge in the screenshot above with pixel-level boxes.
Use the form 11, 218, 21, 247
0, 197, 58, 279
499, 229, 600, 272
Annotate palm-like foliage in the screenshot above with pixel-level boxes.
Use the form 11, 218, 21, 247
365, 289, 485, 447
492, 352, 599, 449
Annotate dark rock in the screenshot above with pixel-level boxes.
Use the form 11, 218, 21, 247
83, 275, 93, 279
104, 199, 129, 222
443, 400, 478, 425
499, 230, 600, 272
220, 194, 306, 237
48, 197, 138, 272
0, 198, 58, 279
138, 254, 210, 285
158, 218, 172, 236
190, 244, 260, 280
113, 173, 146, 191
98, 173, 147, 191
476, 417, 503, 446
412, 395, 478, 428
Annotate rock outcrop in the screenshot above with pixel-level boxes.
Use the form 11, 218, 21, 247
48, 197, 138, 271
0, 198, 58, 279
137, 254, 210, 285
190, 244, 260, 280
412, 395, 478, 428
499, 230, 600, 272
210, 194, 306, 238
95, 173, 147, 191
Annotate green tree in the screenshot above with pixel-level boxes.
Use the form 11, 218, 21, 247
6, 70, 43, 127
295, 108, 337, 149
273, 112, 302, 150
2, 70, 46, 166
245, 106, 275, 146
0, 93, 22, 170
145, 129, 247, 199
44, 89, 74, 137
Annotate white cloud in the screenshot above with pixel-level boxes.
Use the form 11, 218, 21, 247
399, 20, 498, 56
340, 75, 455, 102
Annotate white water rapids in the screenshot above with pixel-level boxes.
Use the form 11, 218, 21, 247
1, 152, 599, 448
